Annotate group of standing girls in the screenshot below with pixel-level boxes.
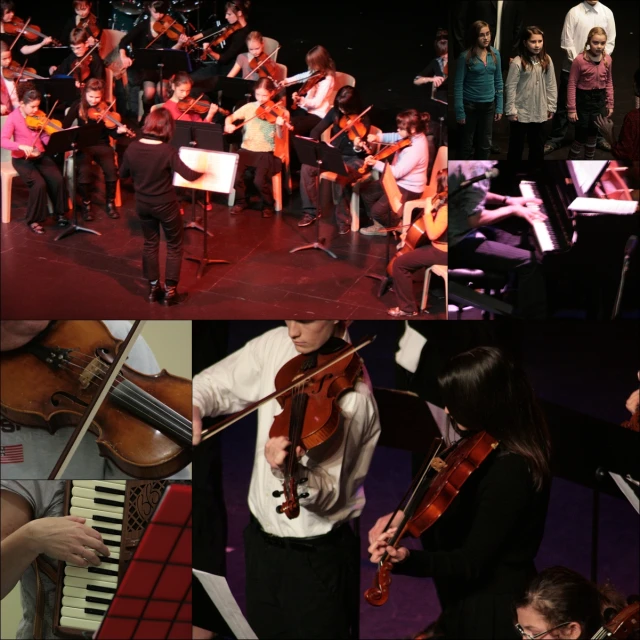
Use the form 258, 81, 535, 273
455, 20, 613, 163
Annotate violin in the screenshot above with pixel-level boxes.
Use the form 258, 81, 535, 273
358, 138, 411, 174
4, 18, 62, 46
256, 100, 293, 130
268, 337, 366, 518
0, 321, 192, 479
71, 55, 93, 84
591, 602, 639, 639
248, 51, 279, 81
152, 15, 186, 41
25, 110, 64, 135
336, 113, 372, 154
87, 102, 136, 137
176, 96, 230, 117
77, 13, 101, 40
200, 22, 243, 61
291, 72, 325, 110
2, 60, 44, 81
365, 430, 499, 606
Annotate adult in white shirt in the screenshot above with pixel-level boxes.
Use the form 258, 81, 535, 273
545, 0, 616, 153
192, 320, 381, 639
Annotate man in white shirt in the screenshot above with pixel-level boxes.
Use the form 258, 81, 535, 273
545, 0, 616, 153
192, 320, 381, 639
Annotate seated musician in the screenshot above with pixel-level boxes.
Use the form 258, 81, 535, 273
1, 40, 19, 114
227, 30, 282, 84
298, 85, 370, 233
358, 108, 430, 237
448, 160, 548, 319
49, 28, 105, 86
154, 71, 220, 123
0, 320, 166, 479
117, 0, 190, 122
192, 320, 381, 640
368, 346, 551, 640
0, 1, 54, 57
1, 480, 112, 639
61, 0, 101, 47
387, 169, 448, 317
516, 566, 630, 640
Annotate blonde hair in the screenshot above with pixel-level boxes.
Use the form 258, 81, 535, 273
246, 30, 263, 44
583, 26, 609, 68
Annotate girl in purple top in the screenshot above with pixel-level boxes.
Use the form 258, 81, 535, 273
567, 27, 614, 159
0, 83, 68, 234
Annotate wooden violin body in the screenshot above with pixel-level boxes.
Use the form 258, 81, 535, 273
0, 321, 192, 478
87, 102, 136, 137
25, 111, 64, 135
201, 22, 242, 60
2, 60, 43, 81
4, 18, 62, 46
249, 52, 279, 80
291, 72, 324, 109
256, 100, 293, 129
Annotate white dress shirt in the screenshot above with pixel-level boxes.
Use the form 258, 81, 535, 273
299, 74, 335, 118
193, 326, 381, 538
560, 1, 616, 72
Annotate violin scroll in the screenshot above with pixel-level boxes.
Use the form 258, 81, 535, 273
364, 560, 393, 606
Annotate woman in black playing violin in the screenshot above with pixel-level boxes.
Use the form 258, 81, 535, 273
369, 346, 552, 639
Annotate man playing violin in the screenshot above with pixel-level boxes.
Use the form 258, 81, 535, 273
192, 320, 381, 640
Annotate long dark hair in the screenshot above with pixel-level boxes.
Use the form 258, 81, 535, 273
465, 20, 497, 67
516, 567, 626, 638
438, 346, 551, 491
517, 26, 550, 73
333, 85, 362, 119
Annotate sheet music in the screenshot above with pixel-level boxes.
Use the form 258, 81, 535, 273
609, 472, 640, 514
192, 570, 258, 639
173, 147, 239, 194
568, 197, 638, 215
568, 161, 608, 196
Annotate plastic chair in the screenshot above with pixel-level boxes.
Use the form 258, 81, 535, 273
421, 263, 448, 317
262, 37, 280, 61
99, 29, 127, 102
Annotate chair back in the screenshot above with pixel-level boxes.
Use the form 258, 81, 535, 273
100, 29, 126, 65
328, 71, 355, 107
429, 145, 448, 186
262, 37, 280, 61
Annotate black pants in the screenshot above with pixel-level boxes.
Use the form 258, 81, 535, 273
359, 180, 423, 227
136, 199, 184, 284
459, 100, 495, 159
244, 516, 358, 639
234, 149, 280, 208
574, 88, 606, 143
507, 121, 545, 165
393, 244, 448, 313
12, 155, 67, 225
451, 227, 547, 319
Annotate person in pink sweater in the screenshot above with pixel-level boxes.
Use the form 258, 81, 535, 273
0, 82, 68, 233
567, 26, 613, 159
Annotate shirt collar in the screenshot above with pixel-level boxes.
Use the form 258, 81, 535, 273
581, 1, 600, 14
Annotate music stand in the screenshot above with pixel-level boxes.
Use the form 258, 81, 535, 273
172, 121, 224, 233
45, 124, 103, 241
290, 136, 348, 259
209, 76, 254, 103
131, 48, 191, 92
37, 46, 71, 76
32, 78, 77, 114
173, 146, 239, 278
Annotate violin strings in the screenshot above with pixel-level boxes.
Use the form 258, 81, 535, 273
50, 352, 192, 441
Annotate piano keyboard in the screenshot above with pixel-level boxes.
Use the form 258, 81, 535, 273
519, 180, 557, 253
59, 480, 126, 633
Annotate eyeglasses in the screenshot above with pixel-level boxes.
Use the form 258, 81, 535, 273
515, 622, 571, 640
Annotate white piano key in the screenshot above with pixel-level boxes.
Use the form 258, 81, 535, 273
69, 506, 124, 526
63, 586, 115, 601
65, 566, 118, 584
64, 576, 117, 592
61, 606, 104, 623
71, 495, 124, 514
72, 480, 126, 492
60, 616, 101, 632
79, 517, 122, 533
62, 597, 110, 611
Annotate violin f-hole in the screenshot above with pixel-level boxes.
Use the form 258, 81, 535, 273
50, 391, 88, 408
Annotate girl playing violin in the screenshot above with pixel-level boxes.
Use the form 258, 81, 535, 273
61, 78, 128, 221
368, 346, 551, 639
298, 85, 370, 233
290, 44, 336, 136
0, 1, 54, 57
227, 30, 284, 85
358, 108, 430, 236
62, 0, 101, 47
1, 40, 19, 113
120, 107, 203, 306
224, 77, 290, 218
156, 71, 220, 123
0, 82, 69, 233
49, 27, 104, 86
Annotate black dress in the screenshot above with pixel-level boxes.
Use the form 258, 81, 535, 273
394, 448, 550, 639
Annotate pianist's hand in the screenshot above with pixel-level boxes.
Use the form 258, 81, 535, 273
506, 196, 543, 208
512, 204, 547, 226
26, 515, 110, 567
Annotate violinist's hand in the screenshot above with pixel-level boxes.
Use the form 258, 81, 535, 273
275, 115, 285, 127
368, 529, 409, 564
116, 125, 128, 135
547, 111, 554, 120
368, 510, 405, 545
25, 516, 110, 567
366, 133, 379, 144
265, 436, 305, 471
363, 155, 377, 167
1, 321, 50, 351
206, 103, 219, 120
224, 122, 236, 134
607, 108, 614, 118
42, 36, 53, 47
626, 389, 639, 415
177, 34, 189, 47
18, 144, 39, 158
192, 405, 202, 445
431, 76, 445, 87
75, 81, 81, 89
49, 65, 57, 76
413, 76, 429, 86
87, 36, 96, 48
291, 91, 300, 106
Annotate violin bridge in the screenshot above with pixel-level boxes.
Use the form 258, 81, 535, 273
79, 357, 104, 390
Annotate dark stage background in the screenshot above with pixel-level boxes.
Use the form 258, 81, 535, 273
195, 320, 639, 639
447, 0, 640, 161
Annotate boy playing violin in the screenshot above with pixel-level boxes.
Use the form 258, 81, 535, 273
192, 320, 380, 640
49, 27, 104, 86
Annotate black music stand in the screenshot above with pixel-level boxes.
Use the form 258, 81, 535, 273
210, 76, 254, 103
45, 124, 103, 241
37, 46, 71, 77
32, 78, 77, 114
131, 48, 191, 92
291, 136, 348, 259
172, 121, 224, 233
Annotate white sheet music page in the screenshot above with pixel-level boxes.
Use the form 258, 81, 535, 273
192, 570, 258, 639
173, 147, 239, 194
568, 197, 638, 216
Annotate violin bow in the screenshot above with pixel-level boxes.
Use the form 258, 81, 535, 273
249, 46, 280, 79
146, 17, 178, 49
27, 99, 58, 155
9, 17, 31, 51
177, 93, 205, 121
328, 104, 373, 145
199, 334, 376, 444
48, 321, 147, 480
69, 41, 100, 76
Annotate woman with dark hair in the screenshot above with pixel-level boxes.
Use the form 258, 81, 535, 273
120, 107, 203, 306
516, 566, 628, 640
454, 20, 504, 159
368, 346, 552, 639
298, 85, 371, 233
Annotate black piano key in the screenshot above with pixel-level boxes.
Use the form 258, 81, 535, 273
85, 607, 106, 616
86, 595, 112, 606
88, 567, 118, 576
99, 557, 119, 565
93, 514, 123, 524
93, 497, 124, 508
86, 584, 116, 594
93, 526, 120, 536
94, 486, 126, 496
